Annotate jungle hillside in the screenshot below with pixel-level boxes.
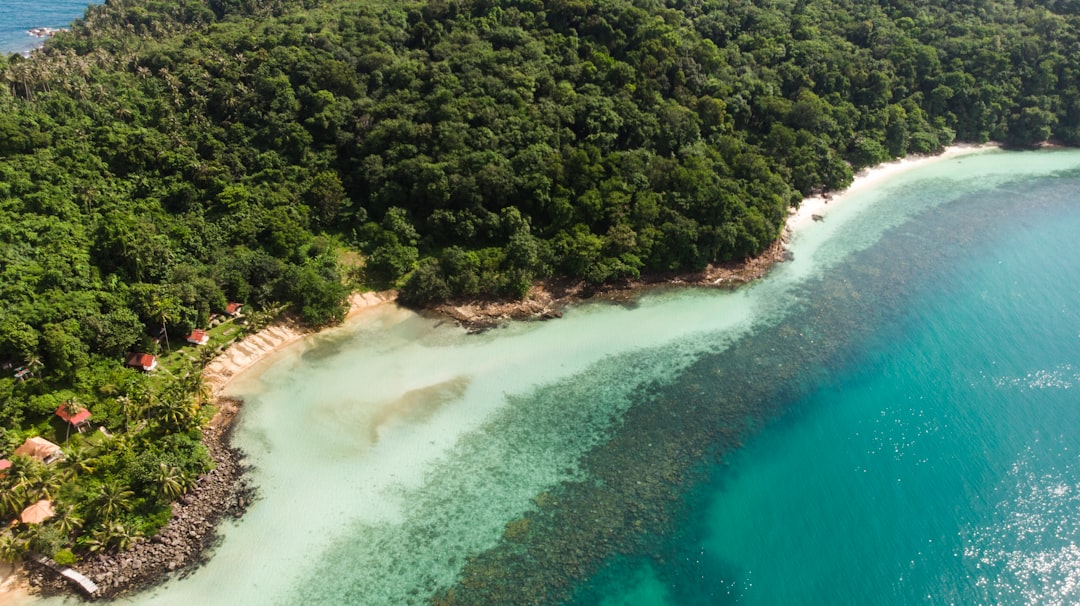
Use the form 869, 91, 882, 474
1, 0, 1079, 562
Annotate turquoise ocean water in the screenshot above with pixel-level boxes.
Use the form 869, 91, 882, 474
16, 149, 1080, 606
0, 1, 99, 56
570, 153, 1080, 605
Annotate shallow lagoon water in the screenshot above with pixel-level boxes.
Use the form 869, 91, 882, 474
23, 148, 1080, 605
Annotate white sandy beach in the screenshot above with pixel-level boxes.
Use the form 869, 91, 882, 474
203, 290, 395, 397
787, 143, 1001, 232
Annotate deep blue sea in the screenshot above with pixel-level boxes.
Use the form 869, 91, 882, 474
0, 0, 100, 56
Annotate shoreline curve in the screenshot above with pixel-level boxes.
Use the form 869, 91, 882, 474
0, 141, 1005, 601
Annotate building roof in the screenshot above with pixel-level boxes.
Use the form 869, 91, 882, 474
186, 329, 209, 344
0, 459, 11, 471
20, 499, 54, 524
13, 437, 61, 462
56, 405, 92, 426
225, 302, 243, 315
126, 353, 157, 369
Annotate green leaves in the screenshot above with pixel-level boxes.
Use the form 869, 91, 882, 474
95, 480, 135, 522
0, 0, 1076, 563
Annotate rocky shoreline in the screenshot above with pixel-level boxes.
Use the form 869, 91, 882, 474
15, 238, 791, 598
14, 236, 793, 600
5, 144, 999, 602
7, 142, 1007, 602
13, 296, 401, 601
27, 27, 67, 38
26, 401, 254, 600
428, 231, 792, 332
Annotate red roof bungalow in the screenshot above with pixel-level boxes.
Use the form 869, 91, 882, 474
225, 302, 243, 316
0, 459, 11, 474
56, 404, 92, 432
126, 352, 158, 372
186, 329, 210, 345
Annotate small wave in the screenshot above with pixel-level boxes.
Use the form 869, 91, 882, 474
992, 364, 1078, 391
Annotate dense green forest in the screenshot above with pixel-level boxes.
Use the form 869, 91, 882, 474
0, 0, 1078, 562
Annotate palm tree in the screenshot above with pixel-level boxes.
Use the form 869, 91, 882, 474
86, 522, 139, 553
60, 399, 81, 418
153, 387, 198, 432
116, 393, 150, 432
62, 443, 97, 476
150, 293, 178, 353
60, 399, 82, 441
155, 463, 185, 500
52, 504, 83, 537
94, 480, 134, 522
0, 531, 25, 563
7, 456, 38, 495
1, 64, 16, 98
107, 522, 139, 552
27, 466, 63, 502
83, 526, 110, 554
124, 380, 154, 427
177, 364, 213, 408
160, 397, 197, 431
18, 525, 44, 554
0, 487, 26, 519
24, 354, 42, 374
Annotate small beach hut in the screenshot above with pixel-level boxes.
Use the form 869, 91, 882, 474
126, 353, 158, 372
186, 329, 210, 345
0, 459, 11, 475
55, 404, 92, 433
20, 499, 54, 525
13, 437, 63, 464
224, 302, 243, 316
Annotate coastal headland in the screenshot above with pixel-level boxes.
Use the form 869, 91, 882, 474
433, 143, 1002, 332
0, 144, 999, 602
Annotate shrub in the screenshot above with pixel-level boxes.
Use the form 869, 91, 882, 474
53, 548, 77, 566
